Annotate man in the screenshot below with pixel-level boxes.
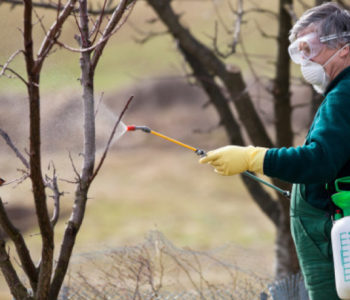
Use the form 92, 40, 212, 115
200, 3, 350, 300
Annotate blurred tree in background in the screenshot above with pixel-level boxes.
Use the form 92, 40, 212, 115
142, 0, 339, 278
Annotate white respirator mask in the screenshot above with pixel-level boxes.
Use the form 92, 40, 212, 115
300, 56, 330, 94
289, 32, 350, 93
301, 44, 349, 93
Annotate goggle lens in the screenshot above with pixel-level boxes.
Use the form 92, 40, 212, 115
288, 32, 323, 64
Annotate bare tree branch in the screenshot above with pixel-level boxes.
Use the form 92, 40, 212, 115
35, 0, 78, 73
91, 0, 136, 70
23, 0, 54, 296
52, 1, 135, 55
208, 22, 234, 59
49, 0, 97, 296
1, 0, 123, 15
211, 0, 231, 34
254, 20, 278, 40
33, 8, 48, 35
146, 0, 273, 148
0, 129, 30, 169
0, 64, 28, 86
245, 7, 279, 18
0, 237, 33, 300
209, 3, 243, 59
0, 198, 38, 291
68, 151, 81, 184
283, 3, 298, 24
132, 29, 169, 44
0, 50, 23, 77
231, 0, 243, 53
89, 0, 108, 44
45, 162, 63, 227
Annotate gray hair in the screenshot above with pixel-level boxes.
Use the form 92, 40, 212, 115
289, 2, 350, 48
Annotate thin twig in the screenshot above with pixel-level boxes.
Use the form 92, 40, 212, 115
2, 174, 30, 188
284, 3, 298, 24
1, 0, 124, 15
133, 30, 169, 44
56, 0, 62, 22
35, 0, 78, 72
0, 50, 23, 77
90, 95, 134, 183
54, 0, 135, 55
254, 20, 278, 40
90, 0, 108, 44
211, 0, 231, 34
73, 9, 86, 47
68, 151, 81, 183
207, 22, 234, 59
45, 161, 63, 227
91, 0, 136, 69
33, 8, 47, 34
88, 15, 104, 42
231, 0, 243, 53
0, 129, 29, 169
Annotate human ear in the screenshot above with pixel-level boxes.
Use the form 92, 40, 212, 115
339, 44, 350, 58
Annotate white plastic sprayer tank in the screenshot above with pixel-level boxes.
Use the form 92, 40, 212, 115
331, 177, 350, 299
332, 216, 350, 299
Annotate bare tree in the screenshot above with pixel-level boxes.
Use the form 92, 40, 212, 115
0, 0, 135, 299
142, 0, 304, 277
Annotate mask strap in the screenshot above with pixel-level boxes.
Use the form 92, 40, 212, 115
323, 43, 350, 67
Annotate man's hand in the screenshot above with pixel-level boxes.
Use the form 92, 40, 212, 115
199, 145, 268, 176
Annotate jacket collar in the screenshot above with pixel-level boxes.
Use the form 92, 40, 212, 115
324, 66, 350, 96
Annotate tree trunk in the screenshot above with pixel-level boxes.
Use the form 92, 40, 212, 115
274, 0, 293, 148
271, 0, 299, 276
23, 0, 54, 298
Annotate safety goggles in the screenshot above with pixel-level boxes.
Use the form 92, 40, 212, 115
288, 32, 324, 65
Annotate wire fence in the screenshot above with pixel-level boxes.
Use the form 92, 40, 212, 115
57, 231, 309, 300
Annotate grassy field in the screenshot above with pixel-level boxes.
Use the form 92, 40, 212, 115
0, 89, 276, 299
0, 149, 276, 299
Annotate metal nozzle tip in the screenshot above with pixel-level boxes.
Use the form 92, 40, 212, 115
195, 149, 206, 157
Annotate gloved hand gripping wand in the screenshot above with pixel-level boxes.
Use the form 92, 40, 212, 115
127, 125, 290, 198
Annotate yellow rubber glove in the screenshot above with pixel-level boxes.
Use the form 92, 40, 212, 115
199, 145, 268, 176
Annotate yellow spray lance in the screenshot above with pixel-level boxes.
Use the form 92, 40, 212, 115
127, 125, 290, 198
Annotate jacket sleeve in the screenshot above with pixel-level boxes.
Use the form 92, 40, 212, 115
263, 90, 350, 184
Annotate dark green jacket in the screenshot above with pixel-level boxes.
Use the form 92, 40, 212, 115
264, 66, 350, 210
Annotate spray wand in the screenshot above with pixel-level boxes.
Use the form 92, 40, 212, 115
127, 125, 290, 198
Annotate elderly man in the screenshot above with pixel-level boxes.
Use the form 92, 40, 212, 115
200, 3, 350, 300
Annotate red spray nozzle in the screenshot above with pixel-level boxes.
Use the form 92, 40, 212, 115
127, 125, 136, 131
127, 125, 151, 133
